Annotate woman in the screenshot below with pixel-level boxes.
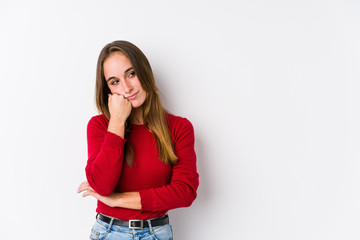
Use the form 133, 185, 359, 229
77, 40, 199, 240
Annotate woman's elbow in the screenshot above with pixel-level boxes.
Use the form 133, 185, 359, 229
95, 187, 114, 197
87, 178, 116, 196
184, 190, 197, 207
177, 185, 197, 208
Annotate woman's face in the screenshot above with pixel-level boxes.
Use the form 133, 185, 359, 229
103, 51, 147, 108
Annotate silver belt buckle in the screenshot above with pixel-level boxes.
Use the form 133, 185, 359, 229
129, 219, 144, 229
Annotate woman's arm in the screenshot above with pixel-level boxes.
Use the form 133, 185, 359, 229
78, 181, 141, 210
139, 117, 199, 212
85, 116, 127, 196
86, 94, 132, 196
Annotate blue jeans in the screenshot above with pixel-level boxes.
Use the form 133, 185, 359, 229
89, 216, 174, 240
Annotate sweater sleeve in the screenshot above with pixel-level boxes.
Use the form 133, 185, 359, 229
85, 116, 126, 196
139, 118, 199, 212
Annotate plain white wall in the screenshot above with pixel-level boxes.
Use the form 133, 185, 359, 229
1, 0, 359, 239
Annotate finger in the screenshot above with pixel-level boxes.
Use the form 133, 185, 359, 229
82, 190, 93, 198
86, 184, 95, 192
77, 181, 87, 193
114, 93, 124, 98
77, 181, 90, 193
79, 181, 89, 192
83, 190, 100, 200
79, 186, 96, 195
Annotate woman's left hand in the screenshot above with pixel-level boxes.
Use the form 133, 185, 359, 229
77, 181, 121, 208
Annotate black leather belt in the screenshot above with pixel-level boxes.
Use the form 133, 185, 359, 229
97, 213, 169, 230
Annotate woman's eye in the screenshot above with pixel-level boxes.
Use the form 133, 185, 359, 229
129, 71, 136, 78
111, 80, 119, 85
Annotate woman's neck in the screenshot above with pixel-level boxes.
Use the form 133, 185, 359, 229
130, 108, 144, 125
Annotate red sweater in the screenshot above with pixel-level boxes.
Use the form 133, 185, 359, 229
85, 113, 199, 220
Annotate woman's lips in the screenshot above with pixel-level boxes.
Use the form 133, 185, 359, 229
126, 91, 139, 100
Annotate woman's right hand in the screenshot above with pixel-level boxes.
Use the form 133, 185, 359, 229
107, 93, 131, 138
108, 93, 132, 124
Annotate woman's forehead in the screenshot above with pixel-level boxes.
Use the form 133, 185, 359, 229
104, 52, 133, 75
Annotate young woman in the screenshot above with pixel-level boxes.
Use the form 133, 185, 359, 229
77, 40, 199, 240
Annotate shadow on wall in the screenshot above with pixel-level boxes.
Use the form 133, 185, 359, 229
170, 129, 212, 237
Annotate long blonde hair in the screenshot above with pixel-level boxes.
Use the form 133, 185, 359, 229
95, 40, 177, 166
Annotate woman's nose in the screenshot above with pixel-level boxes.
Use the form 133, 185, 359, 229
121, 80, 132, 93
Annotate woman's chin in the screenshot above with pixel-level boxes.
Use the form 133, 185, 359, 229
131, 102, 142, 109
130, 99, 146, 109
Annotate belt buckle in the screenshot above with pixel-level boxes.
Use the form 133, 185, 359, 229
129, 219, 144, 229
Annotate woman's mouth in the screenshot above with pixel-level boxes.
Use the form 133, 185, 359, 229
126, 91, 139, 100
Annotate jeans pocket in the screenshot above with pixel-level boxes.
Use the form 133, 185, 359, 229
89, 219, 110, 240
152, 223, 174, 240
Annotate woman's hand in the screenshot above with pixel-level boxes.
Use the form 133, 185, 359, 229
107, 93, 132, 137
77, 181, 121, 208
108, 93, 132, 124
77, 181, 142, 210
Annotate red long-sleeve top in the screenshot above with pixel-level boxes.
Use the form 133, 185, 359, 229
85, 113, 199, 220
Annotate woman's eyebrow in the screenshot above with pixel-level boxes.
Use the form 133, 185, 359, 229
124, 67, 133, 74
106, 76, 116, 83
106, 67, 134, 82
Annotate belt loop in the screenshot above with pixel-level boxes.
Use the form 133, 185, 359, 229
108, 217, 114, 229
147, 219, 154, 233
147, 219, 159, 240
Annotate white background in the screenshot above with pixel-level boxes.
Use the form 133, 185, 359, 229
0, 0, 359, 239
